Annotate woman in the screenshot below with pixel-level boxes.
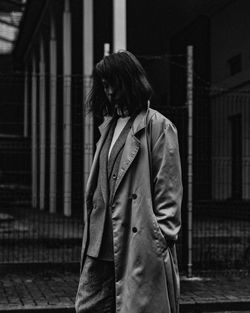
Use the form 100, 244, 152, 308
75, 50, 182, 313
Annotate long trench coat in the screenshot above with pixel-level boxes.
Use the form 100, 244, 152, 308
76, 108, 183, 313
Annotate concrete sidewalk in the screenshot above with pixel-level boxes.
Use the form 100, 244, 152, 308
0, 268, 250, 312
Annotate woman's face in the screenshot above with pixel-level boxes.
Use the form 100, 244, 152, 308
102, 79, 116, 104
102, 78, 128, 116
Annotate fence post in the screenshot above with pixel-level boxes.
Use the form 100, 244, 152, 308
83, 0, 94, 215
31, 55, 37, 209
49, 13, 57, 214
63, 0, 72, 217
39, 37, 46, 211
187, 45, 194, 278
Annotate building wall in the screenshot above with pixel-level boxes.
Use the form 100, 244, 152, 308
211, 91, 250, 200
211, 0, 250, 86
210, 0, 250, 200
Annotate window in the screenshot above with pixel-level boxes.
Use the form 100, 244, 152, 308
229, 114, 242, 199
227, 54, 242, 76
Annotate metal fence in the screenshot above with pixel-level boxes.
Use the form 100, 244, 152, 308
0, 69, 250, 275
191, 88, 250, 273
0, 72, 83, 265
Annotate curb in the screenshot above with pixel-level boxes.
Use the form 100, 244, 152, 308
180, 299, 250, 312
0, 306, 75, 313
1, 300, 250, 313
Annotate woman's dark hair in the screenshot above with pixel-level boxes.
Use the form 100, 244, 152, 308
86, 50, 153, 117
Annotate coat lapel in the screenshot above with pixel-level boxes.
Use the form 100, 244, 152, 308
112, 109, 150, 199
86, 108, 154, 202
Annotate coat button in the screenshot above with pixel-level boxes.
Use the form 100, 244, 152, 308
112, 174, 117, 179
131, 194, 137, 199
132, 227, 137, 233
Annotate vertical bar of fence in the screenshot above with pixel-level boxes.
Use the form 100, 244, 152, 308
63, 0, 72, 217
187, 45, 194, 277
39, 37, 46, 211
31, 55, 37, 208
49, 14, 57, 214
24, 67, 28, 138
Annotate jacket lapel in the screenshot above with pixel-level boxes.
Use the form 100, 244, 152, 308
85, 116, 113, 201
112, 133, 140, 199
108, 134, 125, 180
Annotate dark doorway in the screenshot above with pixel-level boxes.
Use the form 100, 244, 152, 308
230, 114, 242, 199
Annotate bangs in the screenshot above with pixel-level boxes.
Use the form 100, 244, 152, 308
95, 57, 119, 87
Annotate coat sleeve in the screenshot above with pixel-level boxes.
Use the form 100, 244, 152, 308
151, 121, 182, 243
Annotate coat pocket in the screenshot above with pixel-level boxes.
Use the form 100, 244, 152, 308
151, 215, 168, 256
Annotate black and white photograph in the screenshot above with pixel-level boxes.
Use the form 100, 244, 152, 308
0, 0, 249, 312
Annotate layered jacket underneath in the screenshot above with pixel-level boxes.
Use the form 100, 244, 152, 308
87, 116, 134, 261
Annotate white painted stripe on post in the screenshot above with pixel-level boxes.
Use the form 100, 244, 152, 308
113, 0, 126, 52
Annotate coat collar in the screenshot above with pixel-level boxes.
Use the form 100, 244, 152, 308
98, 108, 149, 137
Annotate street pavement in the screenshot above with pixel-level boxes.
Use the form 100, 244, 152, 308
0, 268, 250, 312
180, 274, 250, 312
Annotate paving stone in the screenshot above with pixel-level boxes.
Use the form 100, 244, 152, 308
0, 271, 249, 312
